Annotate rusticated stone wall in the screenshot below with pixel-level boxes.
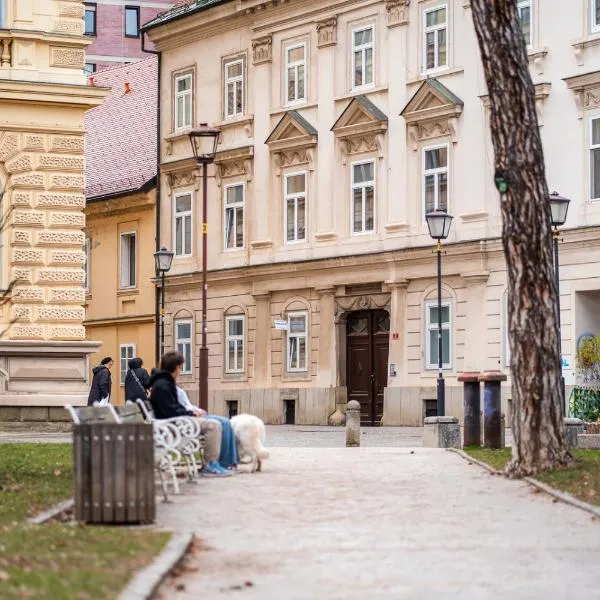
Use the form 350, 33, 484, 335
0, 130, 87, 342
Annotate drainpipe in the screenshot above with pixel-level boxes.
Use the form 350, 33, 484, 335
142, 32, 162, 367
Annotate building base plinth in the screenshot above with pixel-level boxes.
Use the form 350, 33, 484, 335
423, 416, 461, 448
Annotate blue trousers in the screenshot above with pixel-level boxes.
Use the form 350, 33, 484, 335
208, 415, 239, 468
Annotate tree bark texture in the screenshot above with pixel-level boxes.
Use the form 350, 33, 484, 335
469, 0, 571, 476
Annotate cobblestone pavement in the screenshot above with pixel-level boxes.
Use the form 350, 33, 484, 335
155, 444, 599, 600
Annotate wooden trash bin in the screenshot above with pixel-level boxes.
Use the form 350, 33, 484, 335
73, 422, 156, 524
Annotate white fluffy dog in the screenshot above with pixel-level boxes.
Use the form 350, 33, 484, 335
230, 414, 270, 472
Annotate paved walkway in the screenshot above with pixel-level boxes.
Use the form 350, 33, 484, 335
155, 444, 599, 599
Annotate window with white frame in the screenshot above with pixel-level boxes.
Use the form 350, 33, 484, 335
423, 145, 448, 216
592, 0, 600, 33
175, 319, 193, 374
287, 312, 307, 372
174, 73, 192, 131
120, 344, 136, 385
285, 172, 306, 243
423, 5, 447, 72
224, 58, 244, 119
351, 161, 375, 234
174, 193, 192, 257
517, 1, 532, 48
286, 44, 306, 105
352, 26, 374, 89
225, 316, 244, 373
84, 238, 91, 293
591, 118, 600, 201
425, 301, 451, 369
224, 184, 244, 250
119, 232, 136, 289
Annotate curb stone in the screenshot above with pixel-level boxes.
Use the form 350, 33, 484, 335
26, 498, 75, 525
449, 448, 600, 519
118, 531, 194, 600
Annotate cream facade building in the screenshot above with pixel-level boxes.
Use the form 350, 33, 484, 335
0, 0, 105, 428
144, 0, 600, 426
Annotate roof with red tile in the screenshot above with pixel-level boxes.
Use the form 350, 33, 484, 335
85, 57, 157, 200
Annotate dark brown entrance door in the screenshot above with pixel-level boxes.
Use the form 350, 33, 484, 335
346, 310, 390, 426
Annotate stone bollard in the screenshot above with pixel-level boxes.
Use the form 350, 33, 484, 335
564, 418, 585, 450
479, 370, 507, 449
458, 372, 481, 447
346, 400, 361, 447
423, 416, 461, 448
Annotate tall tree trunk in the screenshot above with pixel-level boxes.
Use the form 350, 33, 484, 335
469, 0, 571, 476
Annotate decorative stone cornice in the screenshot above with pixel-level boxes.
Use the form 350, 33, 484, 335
316, 17, 337, 47
386, 0, 410, 28
252, 35, 272, 65
334, 293, 391, 322
563, 69, 600, 119
480, 82, 551, 126
266, 111, 318, 174
214, 146, 254, 187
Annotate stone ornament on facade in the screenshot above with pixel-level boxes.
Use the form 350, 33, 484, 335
385, 0, 410, 28
50, 46, 85, 69
252, 36, 272, 65
0, 38, 12, 68
331, 95, 388, 165
334, 294, 391, 322
316, 17, 337, 47
214, 146, 254, 188
401, 78, 464, 150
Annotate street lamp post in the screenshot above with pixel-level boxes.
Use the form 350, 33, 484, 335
425, 209, 454, 417
189, 124, 220, 411
548, 191, 571, 414
154, 246, 174, 359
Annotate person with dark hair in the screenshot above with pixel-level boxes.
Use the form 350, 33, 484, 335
87, 356, 113, 406
124, 357, 150, 402
149, 351, 230, 477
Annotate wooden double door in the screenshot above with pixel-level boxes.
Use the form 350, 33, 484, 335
346, 310, 390, 426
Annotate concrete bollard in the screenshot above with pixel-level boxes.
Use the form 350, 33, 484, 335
564, 418, 585, 449
346, 400, 361, 447
479, 370, 507, 449
423, 416, 461, 448
458, 372, 481, 447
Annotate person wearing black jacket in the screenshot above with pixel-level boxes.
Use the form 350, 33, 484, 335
124, 357, 151, 402
87, 357, 113, 406
149, 351, 229, 477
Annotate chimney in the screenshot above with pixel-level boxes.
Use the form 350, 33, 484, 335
124, 82, 132, 94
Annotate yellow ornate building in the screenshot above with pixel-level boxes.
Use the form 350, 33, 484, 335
0, 1, 105, 428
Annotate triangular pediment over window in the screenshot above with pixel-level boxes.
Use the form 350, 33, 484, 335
331, 96, 387, 163
401, 79, 463, 149
265, 110, 318, 153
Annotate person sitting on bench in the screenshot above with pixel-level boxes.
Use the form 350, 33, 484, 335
149, 351, 231, 477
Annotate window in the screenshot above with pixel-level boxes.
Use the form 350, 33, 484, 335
225, 316, 244, 373
84, 238, 91, 293
120, 344, 136, 385
352, 26, 374, 89
84, 3, 97, 36
287, 312, 308, 372
124, 6, 140, 38
285, 172, 306, 243
174, 73, 192, 131
174, 193, 192, 257
423, 145, 448, 216
119, 232, 136, 289
175, 319, 193, 374
286, 44, 306, 105
517, 1, 532, 48
351, 160, 375, 234
0, 1, 4, 27
592, 0, 600, 33
591, 118, 600, 201
224, 184, 244, 250
84, 63, 97, 75
224, 58, 244, 119
423, 5, 447, 72
425, 301, 451, 369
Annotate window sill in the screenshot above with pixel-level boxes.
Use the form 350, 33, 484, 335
281, 373, 311, 383
165, 128, 193, 142
214, 115, 254, 130
407, 67, 464, 85
221, 373, 248, 383
117, 288, 139, 297
572, 33, 600, 66
271, 102, 318, 118
334, 85, 388, 103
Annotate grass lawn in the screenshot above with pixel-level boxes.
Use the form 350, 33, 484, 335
0, 443, 170, 599
463, 446, 600, 507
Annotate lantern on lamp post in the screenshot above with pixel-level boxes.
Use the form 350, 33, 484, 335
154, 246, 174, 358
